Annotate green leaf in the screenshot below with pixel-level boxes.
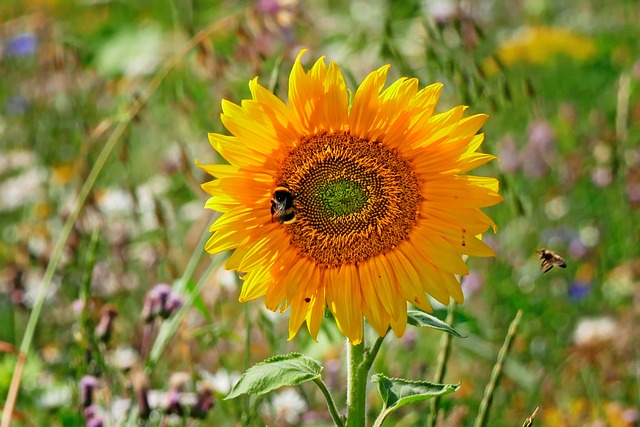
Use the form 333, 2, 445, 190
372, 374, 459, 426
407, 310, 465, 337
225, 353, 322, 400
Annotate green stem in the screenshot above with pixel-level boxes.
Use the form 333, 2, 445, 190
313, 378, 344, 427
474, 310, 522, 427
581, 367, 604, 420
363, 333, 387, 373
346, 339, 367, 427
81, 230, 109, 378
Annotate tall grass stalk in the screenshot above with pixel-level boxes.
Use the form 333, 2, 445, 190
474, 309, 522, 427
522, 406, 539, 427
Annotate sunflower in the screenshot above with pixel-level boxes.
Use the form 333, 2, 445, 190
198, 50, 502, 344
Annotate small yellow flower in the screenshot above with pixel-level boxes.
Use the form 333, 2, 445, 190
199, 50, 501, 343
484, 26, 597, 74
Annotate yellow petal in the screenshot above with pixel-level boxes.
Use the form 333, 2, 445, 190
388, 243, 433, 312
349, 65, 390, 137
358, 262, 390, 336
397, 243, 450, 305
239, 265, 272, 301
370, 255, 400, 319
305, 268, 326, 341
389, 302, 407, 338
411, 227, 469, 275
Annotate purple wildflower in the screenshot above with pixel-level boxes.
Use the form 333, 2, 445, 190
80, 376, 99, 408
6, 32, 38, 57
95, 305, 118, 343
190, 382, 215, 419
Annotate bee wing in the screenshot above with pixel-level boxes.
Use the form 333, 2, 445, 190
540, 259, 553, 273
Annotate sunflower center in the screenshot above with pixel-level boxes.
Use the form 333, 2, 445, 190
316, 179, 367, 217
276, 131, 422, 268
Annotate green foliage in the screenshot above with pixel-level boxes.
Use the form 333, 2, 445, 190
372, 374, 459, 426
407, 310, 465, 337
226, 353, 322, 399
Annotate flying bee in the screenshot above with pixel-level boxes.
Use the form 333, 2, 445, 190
538, 249, 567, 273
270, 184, 298, 224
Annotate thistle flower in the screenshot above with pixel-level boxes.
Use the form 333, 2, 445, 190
190, 382, 215, 419
95, 305, 118, 343
165, 372, 190, 416
79, 375, 99, 408
84, 405, 104, 427
131, 371, 151, 420
141, 284, 183, 322
199, 50, 501, 343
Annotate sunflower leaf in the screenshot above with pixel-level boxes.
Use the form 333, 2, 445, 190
225, 353, 322, 400
407, 310, 465, 337
371, 374, 459, 425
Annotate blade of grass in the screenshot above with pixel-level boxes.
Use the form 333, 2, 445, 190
474, 309, 522, 427
522, 406, 539, 427
80, 230, 109, 377
0, 14, 239, 427
614, 72, 636, 258
615, 73, 630, 145
580, 367, 604, 420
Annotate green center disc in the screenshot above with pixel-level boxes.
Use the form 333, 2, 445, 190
315, 179, 368, 217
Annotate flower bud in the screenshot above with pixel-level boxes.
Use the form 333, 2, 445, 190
131, 370, 151, 420
153, 284, 172, 312
140, 293, 156, 323
142, 284, 183, 322
86, 417, 104, 427
95, 305, 118, 343
84, 405, 104, 427
190, 382, 215, 419
159, 292, 183, 319
79, 376, 99, 408
165, 372, 190, 416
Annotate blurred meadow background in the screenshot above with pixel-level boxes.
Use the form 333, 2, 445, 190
1, 0, 640, 426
